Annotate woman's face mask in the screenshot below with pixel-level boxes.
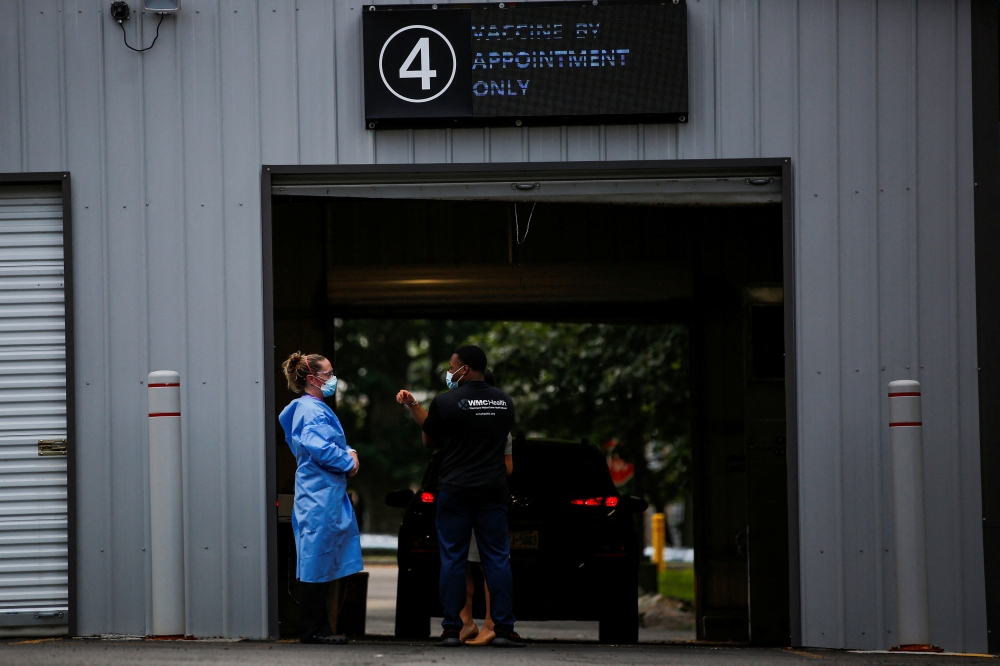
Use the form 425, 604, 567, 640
445, 365, 467, 390
319, 376, 338, 397
311, 371, 338, 397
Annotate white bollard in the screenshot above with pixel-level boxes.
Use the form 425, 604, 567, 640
148, 371, 185, 636
888, 380, 931, 648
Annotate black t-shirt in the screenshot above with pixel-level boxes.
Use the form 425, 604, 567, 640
422, 380, 515, 500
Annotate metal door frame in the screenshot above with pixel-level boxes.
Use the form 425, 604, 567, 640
260, 158, 798, 643
0, 172, 76, 635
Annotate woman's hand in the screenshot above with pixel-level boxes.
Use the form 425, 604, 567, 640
348, 450, 360, 477
396, 389, 417, 406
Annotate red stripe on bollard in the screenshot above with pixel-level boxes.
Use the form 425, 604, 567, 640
888, 392, 921, 397
147, 383, 180, 388
149, 412, 181, 417
889, 421, 922, 427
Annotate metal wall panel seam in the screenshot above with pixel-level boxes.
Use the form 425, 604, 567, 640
869, 0, 887, 648
793, 0, 808, 645
833, 4, 846, 646
102, 0, 148, 631
17, 1, 27, 171
172, 4, 192, 639
56, 5, 68, 172
838, 0, 882, 647
253, 1, 271, 637
753, 0, 761, 158
294, 0, 303, 165
0, 3, 23, 172
182, 3, 227, 635
915, 0, 961, 649
213, 1, 231, 638
27, 3, 67, 171
950, 4, 966, 649
333, 0, 374, 164
796, 0, 846, 647
331, 0, 341, 165
718, 0, 756, 158
96, 0, 114, 633
220, 0, 267, 637
137, 2, 155, 639
713, 0, 721, 158
874, 0, 917, 646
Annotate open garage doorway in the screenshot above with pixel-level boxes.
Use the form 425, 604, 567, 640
262, 160, 796, 646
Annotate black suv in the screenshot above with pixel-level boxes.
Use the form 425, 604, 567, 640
385, 436, 647, 644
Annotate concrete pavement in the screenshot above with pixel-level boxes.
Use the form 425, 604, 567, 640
0, 638, 992, 665
2, 564, 989, 664
364, 563, 695, 642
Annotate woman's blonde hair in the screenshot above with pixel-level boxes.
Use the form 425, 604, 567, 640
281, 351, 326, 394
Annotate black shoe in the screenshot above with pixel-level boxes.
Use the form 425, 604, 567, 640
300, 632, 348, 645
492, 629, 526, 648
437, 630, 462, 647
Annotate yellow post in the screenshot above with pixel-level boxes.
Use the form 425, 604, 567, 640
652, 512, 666, 573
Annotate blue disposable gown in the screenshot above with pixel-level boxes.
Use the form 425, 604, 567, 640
278, 394, 363, 583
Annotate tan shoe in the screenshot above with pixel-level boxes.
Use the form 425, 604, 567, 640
465, 627, 495, 646
459, 623, 479, 643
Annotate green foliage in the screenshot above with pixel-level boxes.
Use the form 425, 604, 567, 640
659, 567, 695, 602
335, 319, 690, 511
470, 322, 690, 509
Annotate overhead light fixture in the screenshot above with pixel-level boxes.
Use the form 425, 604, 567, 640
144, 0, 181, 13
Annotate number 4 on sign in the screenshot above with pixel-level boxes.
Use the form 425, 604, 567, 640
400, 37, 437, 90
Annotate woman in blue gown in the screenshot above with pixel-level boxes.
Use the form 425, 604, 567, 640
279, 351, 363, 644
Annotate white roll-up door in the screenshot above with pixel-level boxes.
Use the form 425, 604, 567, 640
0, 184, 68, 635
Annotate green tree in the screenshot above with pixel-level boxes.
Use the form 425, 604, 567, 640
469, 322, 690, 512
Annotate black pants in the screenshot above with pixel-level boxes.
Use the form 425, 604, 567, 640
299, 581, 331, 640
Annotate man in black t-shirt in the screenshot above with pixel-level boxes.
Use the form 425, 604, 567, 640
421, 345, 524, 648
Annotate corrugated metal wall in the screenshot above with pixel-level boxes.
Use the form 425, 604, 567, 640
0, 0, 986, 650
0, 185, 68, 631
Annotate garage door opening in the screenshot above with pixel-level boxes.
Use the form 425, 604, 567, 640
263, 161, 795, 646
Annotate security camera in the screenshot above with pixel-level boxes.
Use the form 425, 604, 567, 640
144, 0, 181, 12
109, 1, 130, 21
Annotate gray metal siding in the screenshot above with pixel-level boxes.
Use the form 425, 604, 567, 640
0, 0, 985, 650
0, 186, 68, 626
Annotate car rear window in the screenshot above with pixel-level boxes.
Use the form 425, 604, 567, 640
508, 440, 617, 499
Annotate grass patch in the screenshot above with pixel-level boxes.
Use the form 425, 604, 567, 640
659, 567, 695, 602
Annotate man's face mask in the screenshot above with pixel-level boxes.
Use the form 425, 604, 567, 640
445, 365, 467, 390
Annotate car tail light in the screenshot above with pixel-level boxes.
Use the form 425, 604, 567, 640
419, 492, 436, 503
570, 497, 618, 507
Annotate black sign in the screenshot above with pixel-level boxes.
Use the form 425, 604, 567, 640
362, 2, 688, 129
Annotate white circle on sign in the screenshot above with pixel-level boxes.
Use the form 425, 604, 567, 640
379, 25, 457, 104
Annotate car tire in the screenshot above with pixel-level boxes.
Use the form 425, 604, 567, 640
598, 570, 639, 644
394, 568, 431, 639
599, 614, 639, 644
